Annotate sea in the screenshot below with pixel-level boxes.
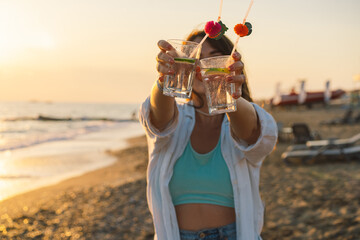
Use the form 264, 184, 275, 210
0, 101, 144, 201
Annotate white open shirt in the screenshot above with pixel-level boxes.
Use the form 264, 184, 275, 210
139, 97, 278, 240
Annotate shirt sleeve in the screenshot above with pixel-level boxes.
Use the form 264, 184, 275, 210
231, 103, 278, 166
138, 96, 179, 140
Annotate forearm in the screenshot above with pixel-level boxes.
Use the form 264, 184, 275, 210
149, 80, 177, 131
227, 97, 260, 145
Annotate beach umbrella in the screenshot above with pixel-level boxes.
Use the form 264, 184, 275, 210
298, 80, 307, 104
272, 82, 282, 105
324, 80, 331, 104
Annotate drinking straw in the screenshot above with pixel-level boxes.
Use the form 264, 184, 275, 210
230, 0, 254, 57
189, 34, 208, 58
217, 0, 224, 21
242, 0, 254, 24
230, 35, 240, 57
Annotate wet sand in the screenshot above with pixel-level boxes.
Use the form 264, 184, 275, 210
0, 106, 359, 239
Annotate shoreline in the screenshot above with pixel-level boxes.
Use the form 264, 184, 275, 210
0, 134, 154, 240
0, 135, 148, 214
0, 122, 145, 202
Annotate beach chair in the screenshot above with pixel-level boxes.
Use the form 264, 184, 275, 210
282, 133, 360, 164
277, 122, 293, 143
353, 112, 360, 123
282, 145, 360, 164
305, 133, 360, 149
291, 123, 321, 144
340, 109, 353, 124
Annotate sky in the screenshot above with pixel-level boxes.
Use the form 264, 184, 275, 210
0, 0, 359, 103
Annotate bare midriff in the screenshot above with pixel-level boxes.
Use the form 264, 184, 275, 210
175, 203, 236, 231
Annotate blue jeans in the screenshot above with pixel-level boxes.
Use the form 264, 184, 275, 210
179, 222, 236, 240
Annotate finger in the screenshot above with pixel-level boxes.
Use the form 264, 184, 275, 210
156, 62, 175, 75
228, 61, 244, 73
167, 48, 178, 58
195, 66, 203, 81
195, 65, 202, 75
232, 91, 242, 99
156, 51, 175, 64
232, 51, 242, 61
158, 73, 165, 82
158, 40, 174, 52
232, 85, 243, 99
226, 74, 245, 84
232, 83, 243, 99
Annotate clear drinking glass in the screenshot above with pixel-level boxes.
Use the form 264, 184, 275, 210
163, 39, 201, 99
200, 55, 237, 115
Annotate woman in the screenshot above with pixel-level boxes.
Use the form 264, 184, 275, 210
139, 30, 278, 240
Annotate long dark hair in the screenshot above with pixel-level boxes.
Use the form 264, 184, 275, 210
186, 30, 253, 105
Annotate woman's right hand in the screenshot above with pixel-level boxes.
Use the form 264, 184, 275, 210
150, 40, 178, 131
156, 40, 176, 83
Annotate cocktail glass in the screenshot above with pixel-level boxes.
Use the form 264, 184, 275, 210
200, 55, 237, 114
163, 39, 201, 99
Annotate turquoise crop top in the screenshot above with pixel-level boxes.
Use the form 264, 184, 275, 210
169, 139, 234, 208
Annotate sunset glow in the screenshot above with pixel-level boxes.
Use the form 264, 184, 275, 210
0, 0, 359, 103
0, 3, 56, 65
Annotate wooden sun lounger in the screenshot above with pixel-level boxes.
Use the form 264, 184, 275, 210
306, 133, 360, 148
282, 133, 360, 164
284, 133, 360, 152
281, 145, 360, 164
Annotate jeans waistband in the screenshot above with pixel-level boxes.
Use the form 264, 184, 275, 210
179, 222, 236, 240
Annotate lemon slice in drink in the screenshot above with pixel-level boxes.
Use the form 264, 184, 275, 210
174, 58, 196, 64
205, 68, 230, 75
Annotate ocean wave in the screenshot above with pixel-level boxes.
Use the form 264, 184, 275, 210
0, 102, 140, 152
0, 175, 36, 179
0, 135, 77, 152
1, 114, 137, 122
0, 121, 128, 152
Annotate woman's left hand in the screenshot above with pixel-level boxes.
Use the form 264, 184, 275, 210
226, 52, 245, 99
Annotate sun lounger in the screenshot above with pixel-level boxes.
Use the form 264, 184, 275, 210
291, 123, 321, 144
306, 133, 360, 148
277, 122, 293, 142
282, 145, 360, 164
281, 133, 360, 164
354, 112, 360, 123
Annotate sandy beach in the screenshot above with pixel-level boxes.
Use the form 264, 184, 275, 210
1, 106, 359, 240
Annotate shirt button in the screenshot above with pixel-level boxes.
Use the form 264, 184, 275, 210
199, 232, 206, 238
